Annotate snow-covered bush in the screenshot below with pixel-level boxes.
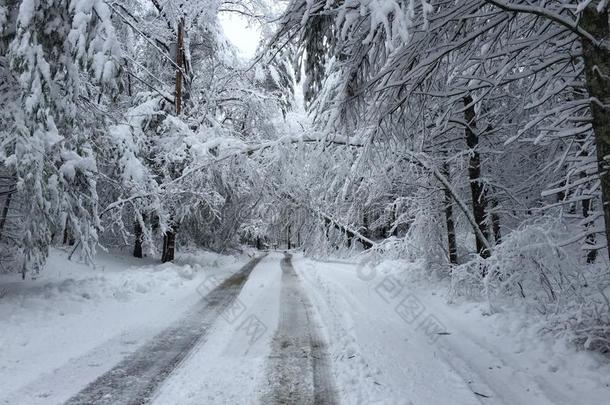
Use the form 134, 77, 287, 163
450, 217, 610, 352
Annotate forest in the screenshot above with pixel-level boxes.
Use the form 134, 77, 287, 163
0, 1, 610, 403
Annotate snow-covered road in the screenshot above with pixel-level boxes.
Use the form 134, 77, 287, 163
292, 257, 610, 405
65, 256, 265, 405
1, 251, 609, 404
262, 254, 337, 404
150, 253, 338, 405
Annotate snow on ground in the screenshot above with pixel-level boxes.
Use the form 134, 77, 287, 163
150, 253, 282, 404
2, 250, 609, 405
0, 248, 247, 404
293, 255, 610, 405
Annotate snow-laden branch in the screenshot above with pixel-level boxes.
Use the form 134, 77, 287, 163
242, 133, 365, 155
483, 0, 602, 47
314, 209, 375, 250
280, 192, 376, 250
96, 131, 365, 219
401, 151, 495, 255
170, 133, 364, 185
106, 1, 188, 76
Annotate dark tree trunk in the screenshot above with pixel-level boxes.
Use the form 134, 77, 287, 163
442, 162, 458, 265
490, 198, 502, 245
174, 18, 184, 116
162, 226, 177, 263
0, 190, 12, 241
133, 217, 144, 258
389, 203, 398, 237
578, 131, 597, 263
464, 95, 490, 258
582, 196, 598, 263
581, 7, 610, 260
287, 224, 292, 249
63, 217, 75, 246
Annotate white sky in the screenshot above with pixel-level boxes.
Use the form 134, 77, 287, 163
218, 12, 262, 59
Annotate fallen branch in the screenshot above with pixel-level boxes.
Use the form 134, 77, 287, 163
319, 212, 375, 250
281, 192, 376, 250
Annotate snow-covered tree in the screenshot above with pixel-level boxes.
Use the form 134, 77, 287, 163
1, 0, 121, 276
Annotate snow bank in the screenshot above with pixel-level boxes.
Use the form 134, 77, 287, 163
294, 255, 610, 404
449, 219, 610, 353
0, 247, 246, 402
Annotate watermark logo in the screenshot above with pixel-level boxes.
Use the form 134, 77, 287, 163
374, 274, 404, 303
196, 274, 221, 297
221, 298, 247, 324
237, 314, 268, 345
197, 273, 268, 345
417, 314, 447, 344
356, 261, 448, 344
395, 293, 425, 324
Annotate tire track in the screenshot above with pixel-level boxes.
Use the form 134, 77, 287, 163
263, 254, 338, 405
64, 255, 265, 405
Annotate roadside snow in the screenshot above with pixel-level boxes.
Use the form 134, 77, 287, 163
293, 255, 610, 405
0, 248, 246, 404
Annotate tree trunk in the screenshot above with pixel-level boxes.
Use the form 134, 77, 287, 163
442, 162, 458, 265
324, 217, 331, 241
581, 7, 610, 260
582, 195, 598, 263
389, 203, 398, 237
162, 226, 177, 263
464, 95, 490, 258
287, 224, 292, 249
0, 190, 12, 241
578, 132, 597, 263
175, 18, 184, 116
490, 198, 502, 245
133, 217, 144, 258
161, 18, 185, 264
63, 217, 75, 246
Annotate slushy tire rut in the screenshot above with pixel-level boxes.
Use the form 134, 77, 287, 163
64, 256, 265, 405
263, 254, 338, 405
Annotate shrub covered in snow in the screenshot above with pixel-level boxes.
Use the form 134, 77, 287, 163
449, 217, 610, 353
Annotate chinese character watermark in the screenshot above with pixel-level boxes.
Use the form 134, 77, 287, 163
357, 261, 449, 344
197, 274, 268, 345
